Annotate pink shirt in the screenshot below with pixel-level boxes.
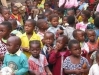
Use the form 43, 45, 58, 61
64, 0, 78, 8
76, 22, 90, 31
28, 54, 48, 75
96, 3, 99, 12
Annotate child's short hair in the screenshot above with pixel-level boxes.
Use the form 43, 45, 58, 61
1, 7, 10, 14
58, 35, 68, 44
8, 19, 17, 26
67, 15, 75, 25
1, 21, 12, 31
44, 31, 55, 39
38, 14, 45, 19
37, 19, 45, 28
26, 19, 36, 27
73, 29, 83, 38
29, 40, 41, 48
68, 40, 80, 49
94, 16, 99, 28
49, 14, 59, 21
82, 10, 90, 18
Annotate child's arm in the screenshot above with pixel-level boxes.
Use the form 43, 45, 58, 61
45, 66, 52, 75
14, 55, 29, 75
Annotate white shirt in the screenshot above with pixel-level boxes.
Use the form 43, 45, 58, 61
89, 64, 99, 75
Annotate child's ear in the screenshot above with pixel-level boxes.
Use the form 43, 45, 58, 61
16, 45, 20, 49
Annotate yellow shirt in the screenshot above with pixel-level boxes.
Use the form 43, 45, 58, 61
37, 0, 45, 9
19, 32, 43, 58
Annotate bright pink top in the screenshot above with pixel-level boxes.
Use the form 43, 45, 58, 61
64, 0, 78, 8
96, 3, 99, 12
76, 22, 90, 31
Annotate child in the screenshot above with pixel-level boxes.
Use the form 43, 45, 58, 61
42, 32, 55, 59
86, 29, 99, 61
8, 19, 22, 36
47, 14, 62, 37
73, 29, 89, 57
28, 40, 52, 75
49, 35, 70, 75
10, 6, 23, 25
89, 50, 99, 75
63, 40, 90, 75
1, 7, 11, 22
0, 21, 12, 43
62, 16, 69, 27
2, 36, 29, 75
64, 15, 75, 40
19, 19, 42, 58
37, 19, 49, 41
76, 10, 91, 31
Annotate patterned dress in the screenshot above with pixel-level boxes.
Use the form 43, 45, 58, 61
63, 56, 90, 75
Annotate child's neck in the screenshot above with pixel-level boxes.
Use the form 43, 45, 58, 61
3, 35, 10, 40
83, 20, 88, 24
39, 29, 46, 33
89, 40, 96, 44
26, 32, 33, 40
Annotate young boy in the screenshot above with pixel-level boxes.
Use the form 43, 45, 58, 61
19, 19, 42, 58
2, 36, 29, 75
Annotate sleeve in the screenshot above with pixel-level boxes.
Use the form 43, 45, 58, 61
44, 56, 48, 66
58, 0, 65, 7
28, 60, 34, 71
96, 3, 99, 12
15, 55, 29, 75
49, 51, 58, 64
2, 54, 7, 68
83, 57, 90, 68
90, 51, 96, 60
63, 57, 69, 69
88, 65, 94, 75
74, 0, 78, 7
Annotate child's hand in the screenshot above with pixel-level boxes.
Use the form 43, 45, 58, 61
47, 71, 53, 75
74, 69, 82, 75
23, 47, 29, 52
47, 46, 53, 54
0, 54, 4, 61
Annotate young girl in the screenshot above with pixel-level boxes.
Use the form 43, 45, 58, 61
76, 10, 91, 31
73, 29, 89, 57
63, 40, 90, 75
86, 29, 99, 62
28, 40, 52, 75
89, 50, 99, 75
62, 16, 69, 27
37, 19, 49, 41
49, 35, 70, 75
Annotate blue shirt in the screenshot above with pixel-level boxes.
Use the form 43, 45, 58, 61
2, 50, 29, 75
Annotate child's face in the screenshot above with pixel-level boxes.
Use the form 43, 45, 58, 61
44, 33, 54, 46
41, 21, 49, 30
2, 10, 10, 21
33, 1, 37, 7
56, 37, 66, 50
6, 39, 18, 54
26, 1, 31, 6
12, 7, 18, 15
53, 10, 58, 15
30, 44, 41, 58
87, 31, 96, 42
70, 43, 81, 57
0, 25, 11, 39
51, 17, 59, 27
62, 17, 67, 24
81, 13, 87, 21
44, 4, 49, 10
24, 21, 34, 34
76, 31, 85, 42
67, 10, 74, 16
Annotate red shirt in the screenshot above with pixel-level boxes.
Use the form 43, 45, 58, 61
49, 49, 70, 75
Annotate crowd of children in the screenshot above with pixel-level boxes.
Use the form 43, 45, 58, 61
0, 0, 99, 75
